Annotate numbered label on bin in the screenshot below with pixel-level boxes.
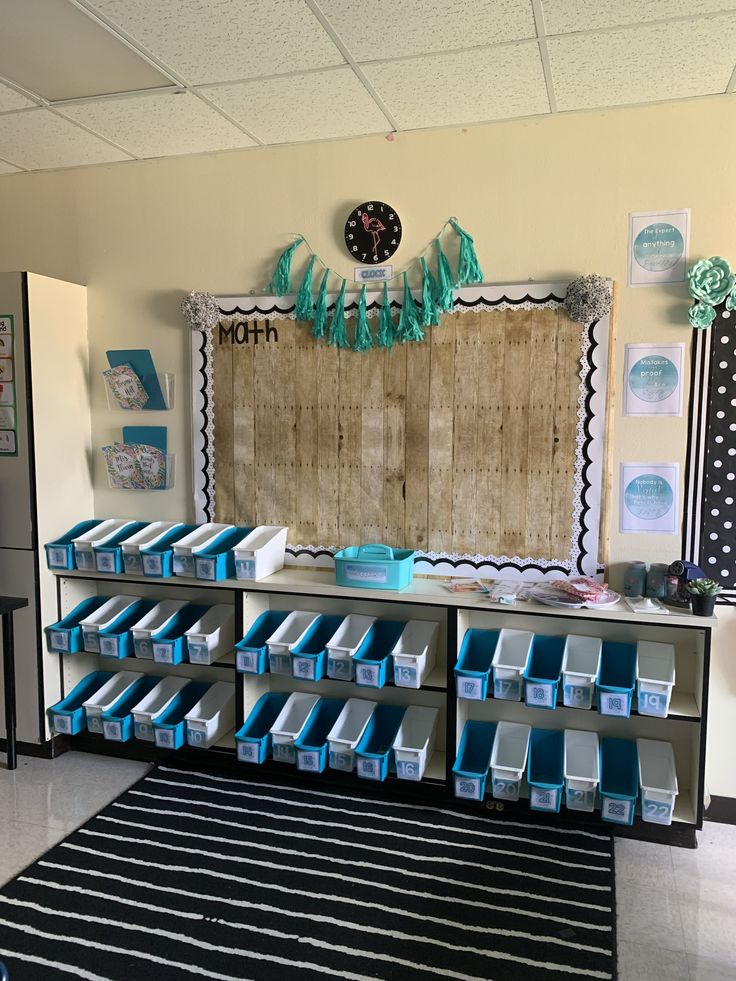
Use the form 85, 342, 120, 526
76, 551, 94, 569
83, 631, 100, 653
601, 797, 633, 824
103, 720, 122, 741
134, 639, 151, 658
143, 555, 163, 576
642, 798, 674, 825
293, 657, 315, 680
329, 750, 353, 771
269, 653, 291, 675
50, 631, 69, 652
328, 656, 353, 680
396, 760, 421, 781
458, 677, 483, 700
236, 559, 255, 579
124, 555, 142, 574
530, 787, 559, 811
153, 643, 174, 664
357, 664, 380, 687
493, 778, 520, 801
134, 721, 153, 742
173, 555, 193, 576
197, 559, 216, 581
48, 547, 67, 568
272, 742, 295, 763
526, 682, 554, 708
454, 776, 482, 800
564, 684, 593, 709
394, 665, 418, 688
297, 751, 320, 772
95, 553, 116, 573
188, 643, 209, 664
639, 691, 668, 717
53, 714, 71, 734
599, 692, 629, 717
87, 716, 103, 734
494, 678, 521, 701
358, 758, 380, 780
155, 728, 174, 748
100, 637, 120, 657
238, 741, 259, 763
237, 650, 259, 673
566, 788, 596, 811
187, 726, 208, 747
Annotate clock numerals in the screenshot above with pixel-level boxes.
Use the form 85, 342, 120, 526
344, 200, 402, 264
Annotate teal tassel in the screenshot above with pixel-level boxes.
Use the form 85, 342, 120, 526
420, 257, 440, 327
435, 239, 455, 311
378, 283, 395, 348
449, 219, 483, 285
353, 286, 373, 352
397, 272, 424, 343
312, 268, 330, 339
268, 237, 303, 295
295, 255, 316, 321
328, 279, 349, 349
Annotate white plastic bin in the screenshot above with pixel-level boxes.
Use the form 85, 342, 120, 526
636, 642, 676, 718
269, 692, 320, 764
185, 605, 235, 665
637, 738, 679, 825
172, 523, 233, 577
120, 521, 183, 575
327, 697, 377, 771
491, 629, 534, 701
564, 729, 600, 812
131, 676, 190, 742
490, 721, 531, 800
79, 596, 140, 654
326, 614, 376, 682
266, 610, 321, 675
72, 519, 135, 571
233, 525, 288, 580
391, 621, 439, 689
562, 635, 602, 710
393, 705, 439, 781
130, 600, 188, 659
185, 681, 236, 749
83, 670, 144, 734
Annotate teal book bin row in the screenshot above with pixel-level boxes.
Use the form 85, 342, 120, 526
140, 524, 198, 579
452, 720, 497, 801
527, 728, 565, 812
352, 620, 406, 689
290, 615, 344, 682
151, 604, 211, 665
101, 675, 160, 742
97, 599, 157, 659
294, 698, 346, 773
45, 596, 111, 654
523, 635, 565, 710
235, 610, 290, 674
152, 681, 210, 750
48, 671, 114, 735
235, 692, 290, 763
333, 544, 415, 591
600, 738, 639, 825
44, 519, 103, 571
355, 703, 407, 781
92, 521, 148, 574
194, 526, 254, 582
597, 642, 637, 718
455, 629, 500, 700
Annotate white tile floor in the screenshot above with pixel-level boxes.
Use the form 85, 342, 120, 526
0, 752, 734, 980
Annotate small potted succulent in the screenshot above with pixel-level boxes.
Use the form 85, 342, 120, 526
687, 578, 722, 616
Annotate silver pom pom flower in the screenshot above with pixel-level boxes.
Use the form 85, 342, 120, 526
564, 274, 612, 325
181, 291, 220, 331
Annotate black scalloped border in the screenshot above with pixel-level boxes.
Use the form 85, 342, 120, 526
196, 329, 212, 519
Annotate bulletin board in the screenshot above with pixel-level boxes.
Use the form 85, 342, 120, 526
191, 282, 612, 579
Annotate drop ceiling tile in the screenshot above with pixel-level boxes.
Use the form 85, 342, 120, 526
548, 16, 736, 110
543, 0, 736, 35
0, 81, 36, 113
364, 43, 549, 129
87, 0, 343, 84
0, 109, 131, 171
0, 160, 21, 175
319, 0, 537, 61
59, 91, 255, 159
204, 67, 389, 144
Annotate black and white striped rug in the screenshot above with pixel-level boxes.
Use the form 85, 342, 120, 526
0, 765, 616, 981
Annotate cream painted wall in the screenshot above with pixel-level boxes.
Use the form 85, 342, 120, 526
0, 96, 734, 793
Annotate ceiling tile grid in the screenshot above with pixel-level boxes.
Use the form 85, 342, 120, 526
0, 80, 37, 113
0, 109, 131, 171
542, 0, 736, 35
0, 160, 21, 175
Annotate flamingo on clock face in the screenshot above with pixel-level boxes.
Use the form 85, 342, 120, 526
361, 212, 386, 260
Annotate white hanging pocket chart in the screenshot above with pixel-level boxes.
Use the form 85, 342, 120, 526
624, 343, 685, 416
620, 463, 679, 534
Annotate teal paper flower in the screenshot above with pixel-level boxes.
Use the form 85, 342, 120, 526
689, 302, 717, 329
726, 288, 736, 312
688, 257, 735, 306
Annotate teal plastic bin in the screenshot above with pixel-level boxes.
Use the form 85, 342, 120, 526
294, 698, 346, 773
97, 599, 156, 659
355, 703, 407, 781
290, 615, 343, 682
600, 737, 639, 825
235, 610, 290, 674
597, 642, 637, 718
101, 675, 160, 742
524, 636, 565, 710
352, 620, 406, 688
92, 521, 148, 574
45, 596, 111, 654
45, 519, 103, 571
527, 728, 565, 812
455, 629, 500, 700
235, 692, 290, 764
452, 720, 497, 801
140, 524, 198, 579
334, 544, 415, 591
48, 671, 114, 735
151, 604, 211, 665
152, 682, 210, 750
194, 527, 254, 582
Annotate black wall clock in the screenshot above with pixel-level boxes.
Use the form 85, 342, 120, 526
344, 201, 402, 264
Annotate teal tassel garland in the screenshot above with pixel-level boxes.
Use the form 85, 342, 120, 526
295, 255, 316, 321
435, 238, 455, 312
268, 237, 303, 295
397, 272, 424, 343
449, 219, 483, 285
378, 283, 395, 348
328, 279, 349, 349
353, 286, 374, 352
420, 257, 440, 327
312, 268, 330, 339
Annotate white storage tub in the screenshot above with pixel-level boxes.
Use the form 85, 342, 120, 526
79, 596, 140, 654
120, 521, 183, 575
562, 635, 602, 710
636, 642, 676, 718
637, 738, 679, 825
392, 620, 439, 689
185, 605, 235, 665
327, 697, 377, 772
172, 523, 233, 577
326, 614, 376, 682
233, 525, 288, 581
564, 729, 600, 812
269, 692, 320, 763
185, 681, 236, 749
266, 610, 321, 675
393, 705, 439, 781
490, 721, 531, 801
131, 676, 190, 742
130, 600, 188, 659
83, 670, 143, 734
72, 519, 136, 571
491, 629, 534, 701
